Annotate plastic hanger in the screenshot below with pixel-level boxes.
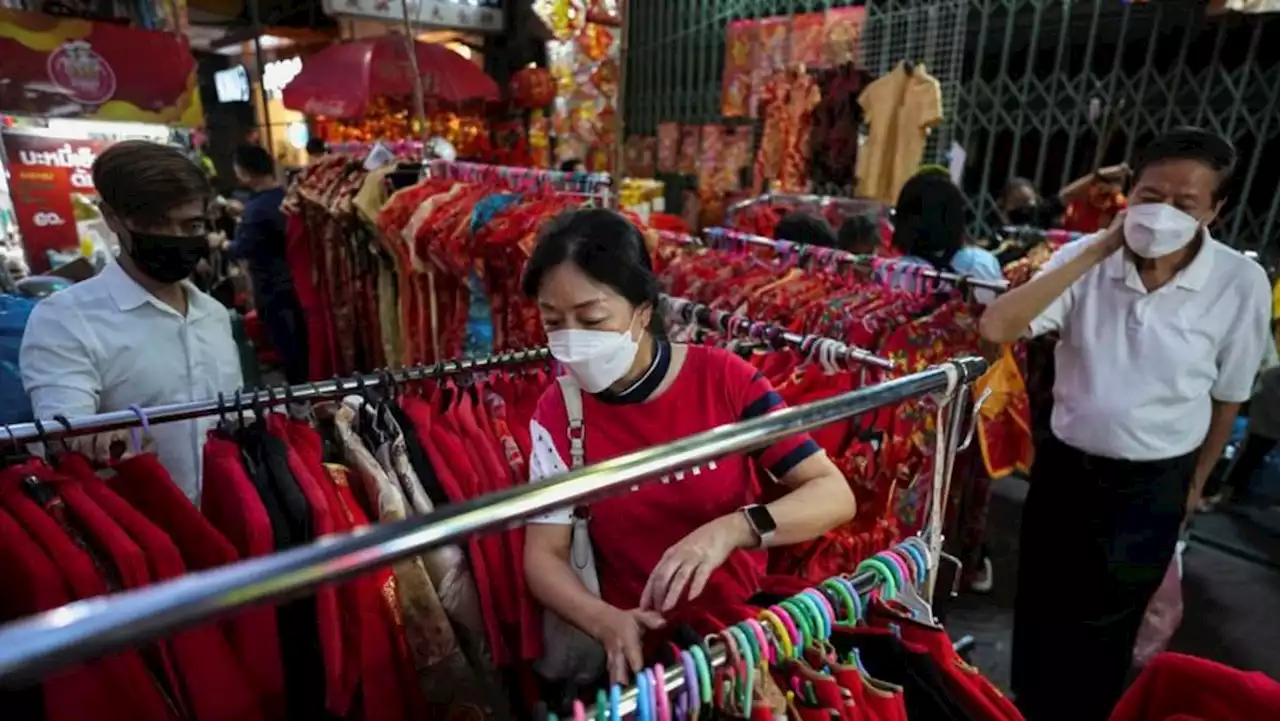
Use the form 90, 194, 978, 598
609, 684, 622, 721
126, 405, 151, 455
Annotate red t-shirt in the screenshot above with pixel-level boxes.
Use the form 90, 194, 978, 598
528, 344, 820, 611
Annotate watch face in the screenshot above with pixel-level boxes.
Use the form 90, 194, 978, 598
746, 504, 777, 535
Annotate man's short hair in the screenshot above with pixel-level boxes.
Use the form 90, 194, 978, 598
1133, 127, 1237, 200
93, 140, 214, 227
774, 212, 837, 248
837, 214, 880, 253
233, 143, 276, 177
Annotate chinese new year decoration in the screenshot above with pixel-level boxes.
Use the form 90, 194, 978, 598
510, 66, 556, 109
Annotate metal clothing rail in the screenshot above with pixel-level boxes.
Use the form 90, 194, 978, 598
1, 348, 551, 446
595, 559, 893, 718
668, 227, 1009, 294
726, 192, 887, 220
0, 357, 987, 684
661, 294, 895, 372
425, 158, 613, 195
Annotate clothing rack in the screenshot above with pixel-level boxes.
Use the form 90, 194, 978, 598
726, 192, 887, 221
2, 348, 551, 446
590, 544, 911, 718
661, 294, 896, 372
0, 357, 987, 684
425, 159, 613, 197
702, 227, 1011, 293
998, 225, 1083, 246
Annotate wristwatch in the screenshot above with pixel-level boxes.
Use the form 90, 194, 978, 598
740, 504, 777, 548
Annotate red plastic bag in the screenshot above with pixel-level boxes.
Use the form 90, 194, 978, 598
1132, 541, 1185, 668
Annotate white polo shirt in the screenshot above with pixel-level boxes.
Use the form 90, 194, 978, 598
1029, 231, 1270, 461
20, 261, 243, 502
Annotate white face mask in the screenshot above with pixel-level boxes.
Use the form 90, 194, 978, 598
1124, 203, 1202, 259
548, 315, 641, 393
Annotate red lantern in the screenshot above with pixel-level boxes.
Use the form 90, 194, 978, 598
510, 67, 556, 110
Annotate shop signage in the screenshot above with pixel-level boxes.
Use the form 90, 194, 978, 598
321, 0, 504, 33
0, 8, 202, 127
1, 131, 108, 274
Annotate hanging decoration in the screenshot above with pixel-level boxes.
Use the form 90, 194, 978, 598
536, 0, 622, 173
509, 66, 556, 110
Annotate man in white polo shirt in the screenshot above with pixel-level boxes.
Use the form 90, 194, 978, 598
21, 141, 243, 503
979, 128, 1270, 721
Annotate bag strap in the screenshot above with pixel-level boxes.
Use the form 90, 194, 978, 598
557, 375, 586, 469
557, 376, 588, 522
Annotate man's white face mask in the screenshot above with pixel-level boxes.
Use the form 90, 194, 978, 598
1123, 203, 1201, 259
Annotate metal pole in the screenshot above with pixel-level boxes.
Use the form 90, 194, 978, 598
246, 0, 274, 156
613, 4, 630, 176
927, 382, 971, 599
396, 0, 431, 160
0, 358, 986, 684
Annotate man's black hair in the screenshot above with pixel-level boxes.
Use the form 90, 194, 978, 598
559, 158, 584, 173
837, 214, 880, 253
774, 212, 837, 248
1132, 127, 1236, 201
305, 137, 327, 156
233, 143, 275, 177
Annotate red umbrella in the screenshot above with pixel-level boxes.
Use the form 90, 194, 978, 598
282, 35, 499, 118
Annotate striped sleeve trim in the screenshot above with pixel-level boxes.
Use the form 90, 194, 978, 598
766, 439, 821, 478
741, 390, 784, 421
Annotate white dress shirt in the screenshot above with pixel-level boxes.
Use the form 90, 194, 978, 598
20, 261, 243, 501
1029, 230, 1270, 461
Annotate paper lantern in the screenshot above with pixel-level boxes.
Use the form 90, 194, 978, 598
510, 66, 556, 109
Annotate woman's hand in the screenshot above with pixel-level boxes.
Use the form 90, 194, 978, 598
640, 513, 753, 613
587, 605, 666, 684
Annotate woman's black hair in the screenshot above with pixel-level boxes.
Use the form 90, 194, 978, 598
836, 214, 880, 253
893, 171, 968, 270
521, 208, 666, 337
559, 158, 585, 173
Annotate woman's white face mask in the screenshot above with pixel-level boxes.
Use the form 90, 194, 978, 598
1124, 203, 1202, 259
548, 314, 641, 393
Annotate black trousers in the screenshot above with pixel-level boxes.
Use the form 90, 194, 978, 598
257, 288, 309, 385
1011, 435, 1193, 721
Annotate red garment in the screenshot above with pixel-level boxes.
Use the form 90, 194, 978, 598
56, 458, 266, 721
279, 417, 415, 721
867, 601, 1022, 720
530, 345, 821, 613
0, 465, 179, 721
285, 212, 333, 380
1107, 652, 1280, 721
108, 452, 287, 721
263, 414, 347, 716
0, 506, 130, 721
201, 433, 276, 559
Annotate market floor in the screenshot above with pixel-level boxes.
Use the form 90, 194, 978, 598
943, 477, 1280, 691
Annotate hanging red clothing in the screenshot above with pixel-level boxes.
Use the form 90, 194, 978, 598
1107, 652, 1280, 721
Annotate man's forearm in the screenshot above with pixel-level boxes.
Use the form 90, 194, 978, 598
1188, 401, 1243, 510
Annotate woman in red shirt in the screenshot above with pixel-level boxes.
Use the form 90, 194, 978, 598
522, 209, 856, 684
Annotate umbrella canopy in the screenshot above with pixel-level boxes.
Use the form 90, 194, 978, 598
282, 35, 499, 118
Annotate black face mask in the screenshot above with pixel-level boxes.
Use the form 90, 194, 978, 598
126, 230, 208, 284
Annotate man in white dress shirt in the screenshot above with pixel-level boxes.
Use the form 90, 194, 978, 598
979, 128, 1271, 721
21, 141, 243, 502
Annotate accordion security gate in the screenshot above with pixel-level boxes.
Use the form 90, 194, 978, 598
623, 0, 1280, 256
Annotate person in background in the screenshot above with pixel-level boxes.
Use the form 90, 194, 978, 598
305, 137, 328, 160
20, 140, 243, 502
891, 168, 1006, 303
999, 163, 1131, 230
220, 144, 308, 384
774, 211, 838, 248
559, 158, 586, 174
978, 127, 1270, 721
836, 214, 882, 255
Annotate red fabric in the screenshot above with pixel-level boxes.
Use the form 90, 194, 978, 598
0, 464, 179, 721
1107, 652, 1280, 721
263, 414, 347, 716
278, 417, 416, 721
0, 506, 130, 721
867, 601, 1022, 720
285, 213, 331, 380
55, 457, 266, 721
107, 452, 287, 721
531, 346, 819, 612
201, 433, 275, 559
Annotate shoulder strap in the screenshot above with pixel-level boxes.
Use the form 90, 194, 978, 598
557, 375, 585, 469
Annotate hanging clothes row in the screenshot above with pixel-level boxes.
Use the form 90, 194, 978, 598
283, 154, 613, 380
660, 294, 895, 373
0, 355, 988, 721
581, 538, 1021, 721
656, 225, 1031, 592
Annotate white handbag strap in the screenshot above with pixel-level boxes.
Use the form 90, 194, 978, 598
557, 375, 586, 469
